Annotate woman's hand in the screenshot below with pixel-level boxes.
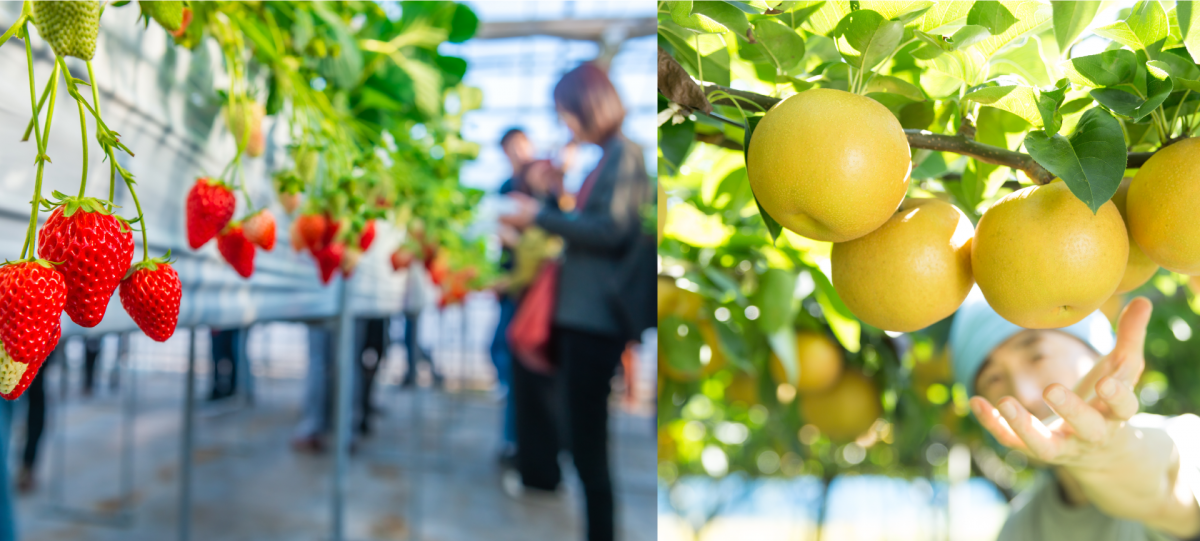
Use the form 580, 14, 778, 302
970, 298, 1200, 538
499, 192, 543, 229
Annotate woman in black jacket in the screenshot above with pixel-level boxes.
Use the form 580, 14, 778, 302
504, 62, 650, 541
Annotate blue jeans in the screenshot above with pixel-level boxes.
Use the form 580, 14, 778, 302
490, 296, 517, 446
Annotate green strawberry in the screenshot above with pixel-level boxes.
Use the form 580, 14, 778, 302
139, 1, 184, 32
33, 0, 100, 61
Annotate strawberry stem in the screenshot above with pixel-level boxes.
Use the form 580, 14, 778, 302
61, 57, 90, 199
86, 61, 115, 209
116, 152, 149, 262
0, 2, 27, 50
20, 23, 59, 261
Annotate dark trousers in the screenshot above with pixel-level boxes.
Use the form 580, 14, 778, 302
512, 347, 562, 490
82, 337, 102, 395
357, 318, 388, 434
513, 327, 624, 541
400, 314, 436, 384
558, 328, 624, 541
210, 329, 241, 400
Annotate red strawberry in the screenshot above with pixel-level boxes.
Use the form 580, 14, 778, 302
296, 213, 328, 251
119, 257, 181, 342
313, 242, 344, 284
322, 218, 341, 249
0, 260, 67, 400
217, 224, 255, 278
186, 178, 235, 249
37, 198, 135, 327
428, 253, 450, 286
243, 210, 276, 251
390, 248, 413, 271
358, 220, 376, 251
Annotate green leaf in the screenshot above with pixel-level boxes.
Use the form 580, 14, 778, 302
660, 315, 704, 375
448, 4, 479, 43
963, 85, 1043, 126
766, 326, 799, 384
987, 33, 1053, 87
669, 1, 728, 33
754, 269, 798, 334
836, 9, 904, 70
1036, 78, 1069, 135
948, 25, 993, 51
973, 1, 1053, 59
1093, 0, 1169, 58
1181, 1, 1200, 63
804, 0, 853, 36
778, 1, 828, 29
1051, 1, 1100, 53
659, 119, 696, 172
727, 0, 772, 14
918, 1, 975, 32
859, 1, 932, 23
967, 1, 1017, 36
810, 269, 861, 353
659, 26, 733, 86
1023, 107, 1126, 213
693, 1, 754, 37
864, 74, 926, 100
743, 114, 783, 242
749, 19, 806, 70
1138, 60, 1175, 118
1090, 87, 1146, 117
1060, 96, 1094, 115
1067, 49, 1138, 87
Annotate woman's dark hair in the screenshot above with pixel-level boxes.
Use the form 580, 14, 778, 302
553, 63, 625, 143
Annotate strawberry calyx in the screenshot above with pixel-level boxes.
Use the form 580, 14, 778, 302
123, 250, 174, 279
40, 191, 115, 218
1, 258, 61, 270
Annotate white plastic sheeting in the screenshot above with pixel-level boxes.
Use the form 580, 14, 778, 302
0, 5, 408, 336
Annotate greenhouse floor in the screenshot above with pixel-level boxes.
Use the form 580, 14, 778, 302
10, 366, 657, 541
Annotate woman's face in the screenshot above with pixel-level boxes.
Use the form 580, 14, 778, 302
974, 330, 1099, 420
557, 108, 588, 143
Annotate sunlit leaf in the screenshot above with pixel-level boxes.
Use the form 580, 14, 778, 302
1051, 1, 1100, 53
1093, 0, 1169, 58
1023, 107, 1126, 213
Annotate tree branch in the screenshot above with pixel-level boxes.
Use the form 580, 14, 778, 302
696, 83, 1166, 186
695, 132, 743, 151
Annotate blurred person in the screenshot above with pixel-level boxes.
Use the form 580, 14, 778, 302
0, 396, 15, 540
497, 159, 567, 475
501, 62, 652, 541
15, 344, 60, 493
356, 317, 389, 436
209, 328, 244, 401
490, 127, 535, 462
400, 261, 442, 388
292, 322, 334, 453
949, 289, 1200, 541
82, 335, 102, 397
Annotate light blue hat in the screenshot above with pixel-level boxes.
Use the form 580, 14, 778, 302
948, 287, 1115, 395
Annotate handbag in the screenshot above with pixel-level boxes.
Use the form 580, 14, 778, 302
507, 260, 560, 375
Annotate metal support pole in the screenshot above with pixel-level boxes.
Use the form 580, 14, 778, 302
119, 333, 136, 516
179, 327, 197, 541
331, 275, 355, 541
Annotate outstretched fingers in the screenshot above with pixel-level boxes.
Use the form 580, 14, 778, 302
1042, 384, 1106, 442
970, 396, 1029, 451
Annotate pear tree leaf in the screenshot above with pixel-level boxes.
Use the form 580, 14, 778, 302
918, 1, 975, 33
967, 1, 1017, 36
766, 326, 799, 384
1151, 54, 1200, 90
1060, 96, 1094, 115
810, 268, 861, 353
973, 1, 1053, 59
1181, 1, 1200, 63
859, 1, 932, 23
963, 85, 1043, 126
864, 74, 926, 100
1136, 60, 1174, 119
668, 1, 730, 34
1066, 49, 1138, 87
1036, 78, 1069, 135
836, 9, 905, 70
1023, 107, 1126, 213
743, 114, 783, 243
1052, 1, 1101, 53
1093, 0, 1169, 58
754, 268, 798, 334
692, 1, 754, 38
660, 315, 704, 375
1089, 87, 1146, 117
747, 19, 807, 71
